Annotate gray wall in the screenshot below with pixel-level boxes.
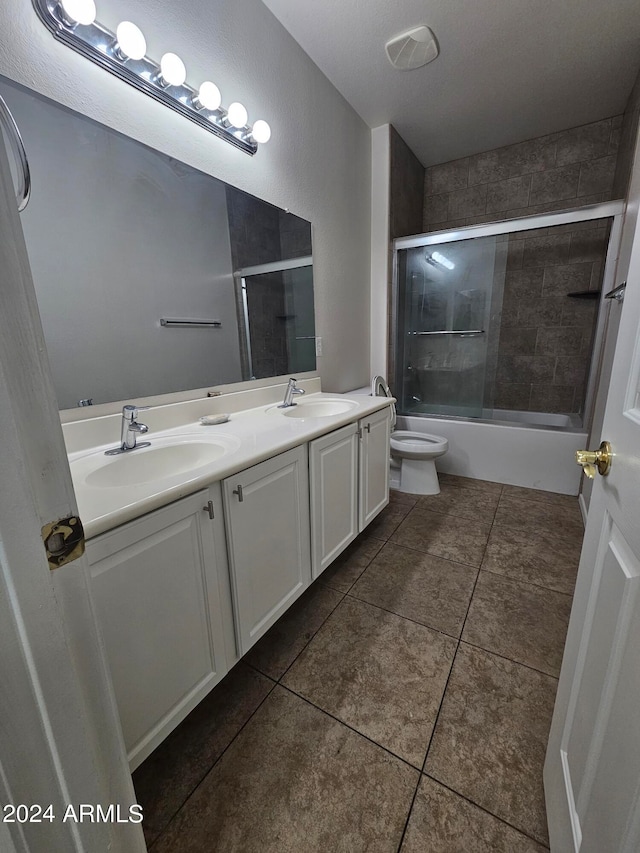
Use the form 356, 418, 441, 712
1, 80, 242, 409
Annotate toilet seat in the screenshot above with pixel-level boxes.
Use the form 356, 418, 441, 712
390, 430, 448, 459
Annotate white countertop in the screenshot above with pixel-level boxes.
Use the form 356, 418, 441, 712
70, 391, 393, 540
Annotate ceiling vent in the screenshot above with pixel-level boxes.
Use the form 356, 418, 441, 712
385, 26, 439, 71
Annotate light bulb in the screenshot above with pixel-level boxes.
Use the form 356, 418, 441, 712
251, 120, 271, 144
431, 251, 455, 270
158, 53, 187, 87
114, 21, 146, 61
227, 102, 248, 128
58, 0, 96, 26
194, 81, 221, 111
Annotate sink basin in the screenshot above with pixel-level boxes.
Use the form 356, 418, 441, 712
71, 436, 239, 489
279, 399, 358, 418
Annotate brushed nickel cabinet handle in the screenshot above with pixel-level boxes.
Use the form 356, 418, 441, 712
203, 500, 215, 519
233, 485, 244, 502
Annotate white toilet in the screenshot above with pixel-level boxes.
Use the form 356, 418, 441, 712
370, 376, 449, 495
389, 430, 448, 495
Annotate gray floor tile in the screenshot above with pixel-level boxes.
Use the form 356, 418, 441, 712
245, 583, 344, 680
391, 508, 492, 567
317, 534, 385, 593
134, 662, 273, 846
152, 686, 418, 853
425, 643, 556, 845
438, 473, 503, 495
462, 572, 572, 676
366, 501, 413, 539
283, 597, 456, 767
482, 524, 581, 594
401, 776, 548, 852
350, 542, 478, 638
415, 483, 500, 523
502, 484, 581, 507
493, 493, 584, 538
389, 488, 420, 508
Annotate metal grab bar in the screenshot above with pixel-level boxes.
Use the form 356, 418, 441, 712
0, 95, 30, 212
409, 329, 485, 336
160, 319, 222, 328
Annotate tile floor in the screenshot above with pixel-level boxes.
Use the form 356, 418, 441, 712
134, 474, 584, 852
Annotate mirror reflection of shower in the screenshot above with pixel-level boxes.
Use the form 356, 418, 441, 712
234, 257, 315, 380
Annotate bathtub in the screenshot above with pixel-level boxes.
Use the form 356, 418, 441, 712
395, 411, 587, 495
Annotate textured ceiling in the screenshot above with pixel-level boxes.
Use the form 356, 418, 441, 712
261, 0, 640, 166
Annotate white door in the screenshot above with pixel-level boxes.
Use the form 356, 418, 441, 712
0, 107, 145, 848
544, 127, 640, 852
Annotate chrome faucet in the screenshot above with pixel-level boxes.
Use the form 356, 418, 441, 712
278, 377, 305, 408
105, 405, 151, 455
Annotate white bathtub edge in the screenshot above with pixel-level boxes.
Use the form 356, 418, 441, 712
398, 415, 585, 495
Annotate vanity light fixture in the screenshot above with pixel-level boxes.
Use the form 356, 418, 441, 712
226, 102, 248, 129
113, 21, 146, 62
32, 0, 271, 155
58, 0, 96, 27
193, 81, 222, 112
157, 53, 187, 88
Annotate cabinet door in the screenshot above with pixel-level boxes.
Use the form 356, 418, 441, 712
358, 407, 391, 531
224, 446, 311, 654
310, 422, 358, 578
86, 487, 228, 770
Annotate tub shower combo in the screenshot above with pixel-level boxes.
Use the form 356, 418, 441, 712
391, 202, 624, 494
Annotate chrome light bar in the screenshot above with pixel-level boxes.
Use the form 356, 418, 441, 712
31, 0, 272, 156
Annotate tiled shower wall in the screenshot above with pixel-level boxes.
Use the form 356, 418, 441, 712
423, 116, 622, 231
421, 116, 622, 415
492, 223, 609, 414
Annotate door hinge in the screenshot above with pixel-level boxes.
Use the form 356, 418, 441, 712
41, 516, 85, 570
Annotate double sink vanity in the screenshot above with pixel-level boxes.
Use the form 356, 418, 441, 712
64, 378, 393, 769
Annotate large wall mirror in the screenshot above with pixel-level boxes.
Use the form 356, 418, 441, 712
0, 75, 315, 410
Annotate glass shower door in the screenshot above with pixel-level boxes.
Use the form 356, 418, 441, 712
396, 235, 506, 418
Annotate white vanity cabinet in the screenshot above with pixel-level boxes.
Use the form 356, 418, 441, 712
85, 486, 229, 770
358, 406, 391, 530
309, 422, 359, 578
309, 407, 391, 578
223, 445, 311, 655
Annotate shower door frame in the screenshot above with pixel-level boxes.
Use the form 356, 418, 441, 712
233, 255, 313, 380
391, 200, 625, 430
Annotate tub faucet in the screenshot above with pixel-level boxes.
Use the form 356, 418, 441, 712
105, 405, 151, 455
278, 378, 305, 408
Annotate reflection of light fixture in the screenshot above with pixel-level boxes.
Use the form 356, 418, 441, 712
113, 21, 146, 61
426, 250, 455, 270
33, 0, 271, 155
58, 0, 96, 26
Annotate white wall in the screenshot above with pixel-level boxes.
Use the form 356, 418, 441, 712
0, 78, 243, 409
0, 0, 372, 393
370, 125, 390, 382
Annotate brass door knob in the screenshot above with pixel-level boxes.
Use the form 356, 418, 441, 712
576, 441, 612, 479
